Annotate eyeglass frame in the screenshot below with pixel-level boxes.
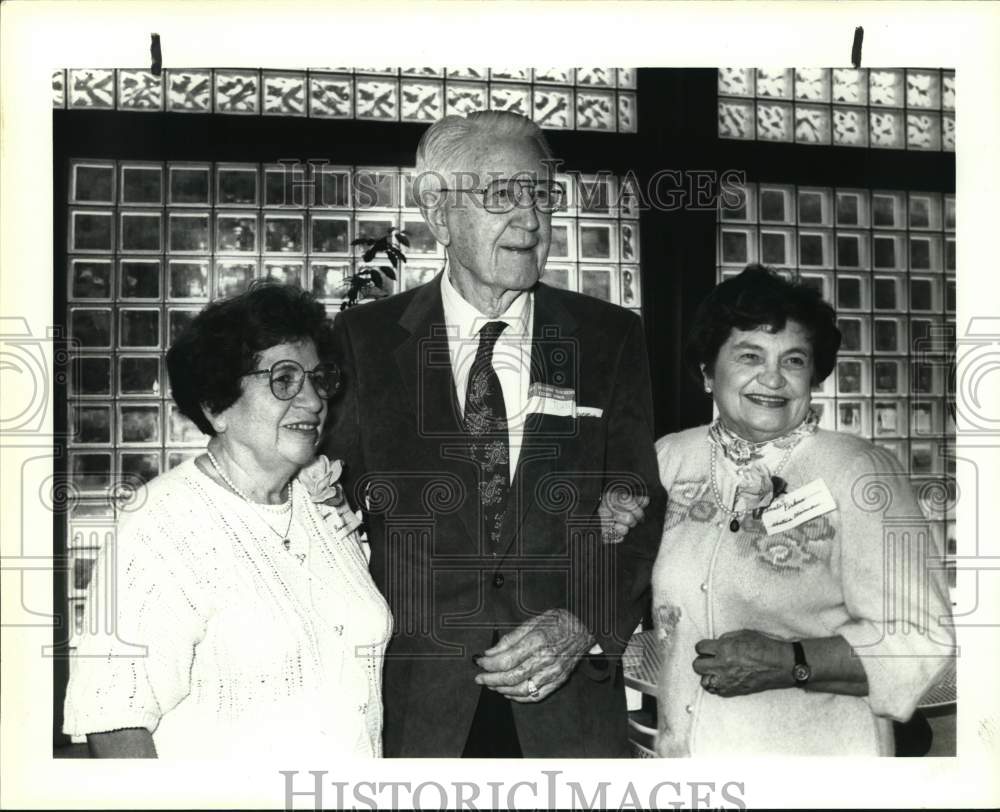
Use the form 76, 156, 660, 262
242, 359, 343, 401
434, 177, 567, 214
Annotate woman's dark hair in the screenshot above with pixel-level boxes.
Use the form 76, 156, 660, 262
166, 281, 337, 436
685, 264, 842, 385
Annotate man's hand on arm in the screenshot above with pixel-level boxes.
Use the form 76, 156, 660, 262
473, 609, 595, 703
598, 487, 649, 543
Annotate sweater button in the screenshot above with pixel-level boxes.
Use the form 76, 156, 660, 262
685, 704, 694, 714
700, 583, 708, 593
493, 573, 505, 588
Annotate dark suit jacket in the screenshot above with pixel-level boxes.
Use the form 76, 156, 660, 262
325, 275, 666, 757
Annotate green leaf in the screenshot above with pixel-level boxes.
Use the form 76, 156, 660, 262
369, 269, 383, 288
380, 264, 397, 281
362, 246, 377, 263
395, 232, 411, 248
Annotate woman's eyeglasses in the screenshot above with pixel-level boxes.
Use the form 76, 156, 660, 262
243, 360, 342, 401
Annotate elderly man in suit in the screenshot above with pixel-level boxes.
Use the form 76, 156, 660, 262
326, 110, 665, 757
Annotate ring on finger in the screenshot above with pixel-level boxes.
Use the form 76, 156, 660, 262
705, 674, 720, 691
526, 678, 540, 698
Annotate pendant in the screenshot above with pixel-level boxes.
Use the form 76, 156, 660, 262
282, 539, 291, 550
729, 518, 740, 533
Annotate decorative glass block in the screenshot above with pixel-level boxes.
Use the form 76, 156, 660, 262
356, 216, 396, 243
120, 451, 161, 485
579, 221, 618, 261
490, 68, 531, 82
264, 164, 307, 207
579, 267, 615, 303
264, 216, 305, 253
907, 113, 941, 151
168, 261, 210, 300
167, 307, 199, 344
311, 216, 351, 254
833, 107, 868, 146
446, 67, 488, 80
718, 100, 754, 139
119, 356, 161, 396
215, 70, 260, 114
71, 309, 112, 348
354, 169, 398, 209
942, 72, 955, 110
72, 404, 112, 445
794, 69, 830, 102
53, 70, 66, 108
617, 93, 636, 133
548, 220, 576, 260
534, 68, 574, 84
869, 70, 903, 107
836, 233, 868, 269
798, 231, 830, 267
167, 213, 210, 253
120, 212, 162, 252
621, 265, 641, 307
355, 67, 397, 75
215, 260, 256, 297
718, 68, 754, 97
71, 211, 113, 252
401, 67, 445, 78
874, 359, 906, 394
489, 84, 531, 117
621, 222, 639, 263
533, 86, 574, 129
121, 165, 162, 205
70, 259, 112, 299
315, 167, 351, 208
837, 400, 868, 436
794, 104, 831, 144
119, 309, 160, 348
217, 166, 258, 206
541, 264, 574, 291
759, 230, 792, 266
69, 69, 115, 109
576, 91, 615, 131
942, 115, 955, 151
309, 74, 353, 118
216, 214, 257, 252
73, 164, 115, 204
169, 166, 211, 205
120, 260, 160, 299
118, 70, 163, 111
874, 277, 902, 312
617, 69, 637, 89
169, 405, 204, 444
870, 110, 904, 148
400, 218, 440, 255
832, 69, 867, 104
263, 72, 306, 116
906, 70, 941, 109
310, 261, 351, 300
721, 228, 752, 265
446, 82, 488, 117
263, 262, 304, 287
757, 102, 793, 142
72, 356, 112, 396
167, 70, 212, 112
71, 452, 112, 492
356, 78, 399, 120
400, 81, 443, 122
755, 68, 792, 99
576, 67, 615, 87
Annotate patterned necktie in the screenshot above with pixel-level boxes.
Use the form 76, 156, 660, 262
463, 321, 510, 549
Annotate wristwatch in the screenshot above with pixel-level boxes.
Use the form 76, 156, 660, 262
791, 641, 811, 687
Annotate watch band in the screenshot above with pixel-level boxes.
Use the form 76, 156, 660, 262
791, 640, 811, 686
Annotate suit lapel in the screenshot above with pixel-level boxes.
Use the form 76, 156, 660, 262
499, 283, 579, 555
394, 274, 482, 547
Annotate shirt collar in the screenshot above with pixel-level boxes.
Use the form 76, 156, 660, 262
440, 262, 532, 340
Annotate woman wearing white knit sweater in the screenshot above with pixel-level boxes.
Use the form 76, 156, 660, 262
652, 265, 954, 756
63, 283, 391, 759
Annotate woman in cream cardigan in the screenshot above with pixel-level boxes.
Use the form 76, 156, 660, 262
651, 265, 954, 756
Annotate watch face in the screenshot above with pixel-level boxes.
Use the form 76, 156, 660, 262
793, 664, 812, 684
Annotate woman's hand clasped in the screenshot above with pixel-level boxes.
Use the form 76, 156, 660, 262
692, 630, 795, 698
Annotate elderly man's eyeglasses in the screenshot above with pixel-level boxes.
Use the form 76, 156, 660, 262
438, 178, 567, 214
243, 360, 342, 401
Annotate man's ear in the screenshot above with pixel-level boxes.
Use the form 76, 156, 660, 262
421, 199, 451, 248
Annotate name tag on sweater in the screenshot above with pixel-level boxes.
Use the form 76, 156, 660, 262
761, 479, 836, 535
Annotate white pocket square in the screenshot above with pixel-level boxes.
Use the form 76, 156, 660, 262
576, 406, 603, 418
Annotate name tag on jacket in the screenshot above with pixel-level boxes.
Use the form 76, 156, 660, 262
525, 383, 603, 419
761, 479, 836, 536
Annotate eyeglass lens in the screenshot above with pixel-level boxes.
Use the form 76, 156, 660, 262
269, 361, 341, 400
484, 179, 564, 213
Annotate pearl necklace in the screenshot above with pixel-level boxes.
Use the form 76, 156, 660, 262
205, 450, 300, 559
708, 440, 797, 533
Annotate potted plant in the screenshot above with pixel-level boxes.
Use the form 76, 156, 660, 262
337, 227, 409, 310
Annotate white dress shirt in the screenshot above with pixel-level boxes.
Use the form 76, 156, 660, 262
440, 269, 534, 480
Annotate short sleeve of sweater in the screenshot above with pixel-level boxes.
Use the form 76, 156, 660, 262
827, 442, 955, 722
63, 520, 206, 737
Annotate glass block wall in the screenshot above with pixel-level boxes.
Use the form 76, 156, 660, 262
54, 67, 638, 132
718, 68, 955, 150
63, 159, 643, 645
717, 183, 956, 586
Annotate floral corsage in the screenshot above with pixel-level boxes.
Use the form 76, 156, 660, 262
298, 455, 363, 537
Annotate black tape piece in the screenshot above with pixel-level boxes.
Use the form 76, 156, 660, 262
851, 26, 864, 69
150, 33, 162, 76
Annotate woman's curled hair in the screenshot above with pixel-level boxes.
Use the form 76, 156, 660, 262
167, 281, 337, 436
685, 264, 841, 385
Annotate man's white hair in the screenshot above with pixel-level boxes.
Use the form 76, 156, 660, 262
413, 111, 555, 208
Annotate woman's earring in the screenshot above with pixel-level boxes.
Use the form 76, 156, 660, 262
704, 383, 712, 394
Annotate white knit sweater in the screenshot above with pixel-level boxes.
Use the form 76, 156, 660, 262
63, 459, 392, 760
652, 427, 954, 756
